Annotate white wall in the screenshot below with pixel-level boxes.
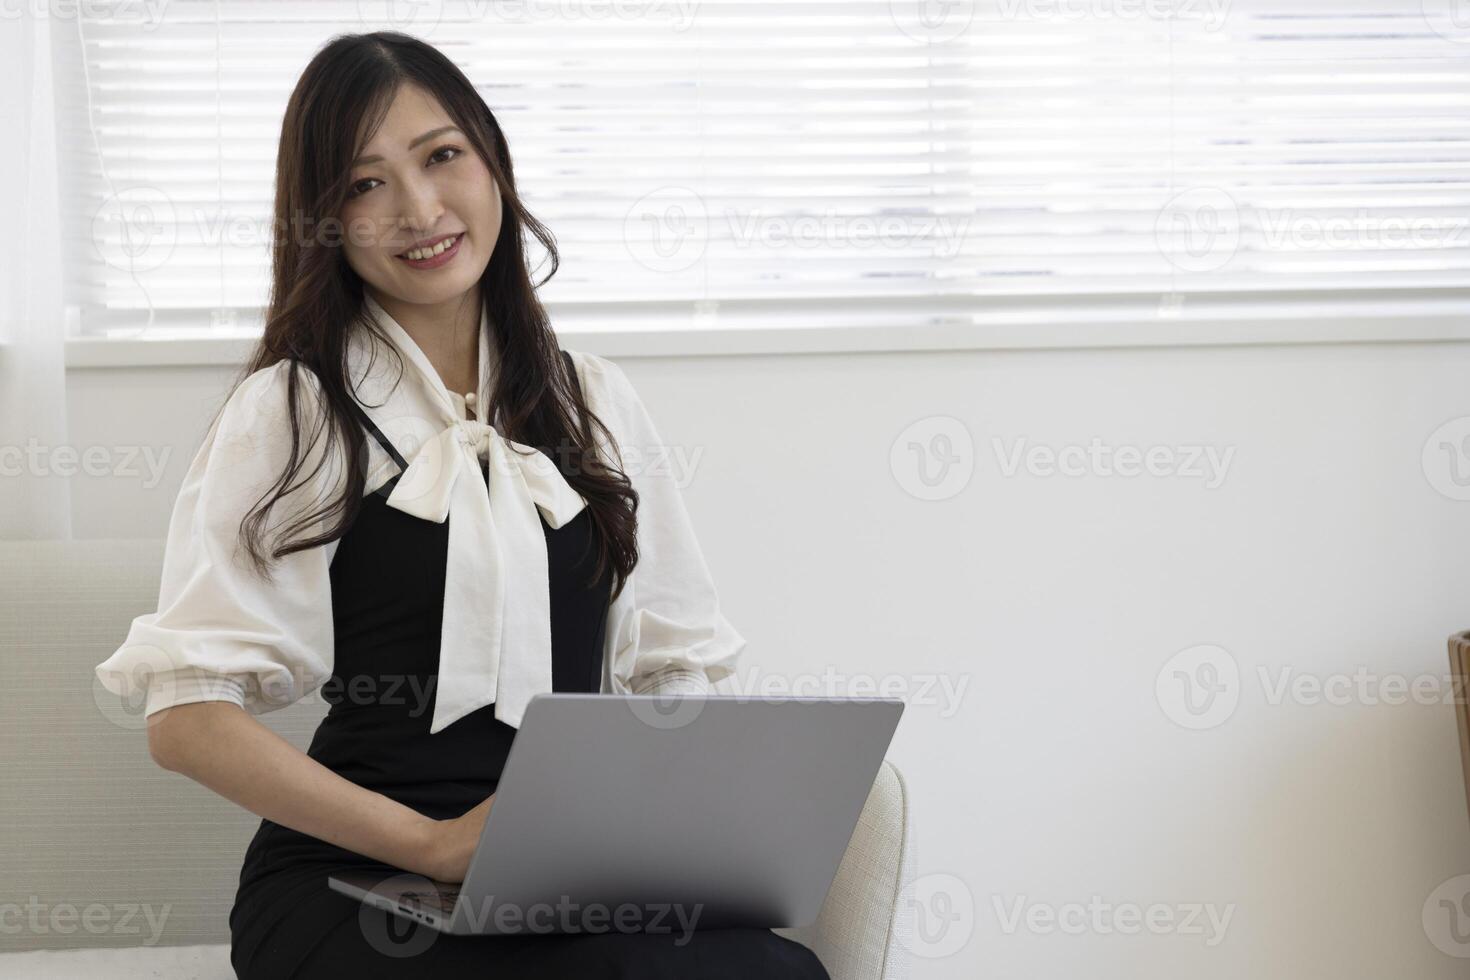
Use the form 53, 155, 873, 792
67, 338, 1470, 979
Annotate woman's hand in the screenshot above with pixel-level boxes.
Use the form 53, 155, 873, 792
424, 793, 495, 883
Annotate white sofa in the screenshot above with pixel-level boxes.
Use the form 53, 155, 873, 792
0, 539, 915, 980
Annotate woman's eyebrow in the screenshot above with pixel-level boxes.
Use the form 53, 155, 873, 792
352, 126, 463, 166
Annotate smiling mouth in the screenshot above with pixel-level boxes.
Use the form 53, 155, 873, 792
395, 233, 464, 269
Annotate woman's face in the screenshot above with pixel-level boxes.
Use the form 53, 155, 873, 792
340, 83, 501, 308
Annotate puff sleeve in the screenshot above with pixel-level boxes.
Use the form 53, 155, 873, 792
573, 351, 746, 698
93, 360, 345, 720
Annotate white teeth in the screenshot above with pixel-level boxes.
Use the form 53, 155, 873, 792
403, 234, 458, 261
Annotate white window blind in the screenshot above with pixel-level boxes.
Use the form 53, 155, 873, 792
54, 0, 1470, 338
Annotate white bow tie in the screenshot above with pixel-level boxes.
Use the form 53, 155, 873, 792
383, 415, 588, 734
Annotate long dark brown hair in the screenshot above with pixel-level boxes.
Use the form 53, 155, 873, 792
228, 30, 638, 598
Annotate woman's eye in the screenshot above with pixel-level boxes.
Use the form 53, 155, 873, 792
345, 147, 460, 199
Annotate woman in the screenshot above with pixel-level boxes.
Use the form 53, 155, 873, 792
93, 31, 830, 980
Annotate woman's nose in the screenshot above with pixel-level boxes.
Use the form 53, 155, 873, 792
396, 182, 443, 236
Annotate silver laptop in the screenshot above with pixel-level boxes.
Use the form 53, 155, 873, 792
328, 692, 904, 937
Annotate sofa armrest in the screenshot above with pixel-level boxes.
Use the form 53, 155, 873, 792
775, 759, 914, 980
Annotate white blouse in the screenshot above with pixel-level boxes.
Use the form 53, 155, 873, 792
94, 293, 745, 734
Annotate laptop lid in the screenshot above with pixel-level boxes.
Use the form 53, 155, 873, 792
447, 693, 904, 936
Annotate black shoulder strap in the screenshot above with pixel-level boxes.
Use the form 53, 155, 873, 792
348, 400, 409, 500
349, 400, 409, 470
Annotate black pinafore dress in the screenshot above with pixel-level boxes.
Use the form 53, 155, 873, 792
227, 352, 829, 980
